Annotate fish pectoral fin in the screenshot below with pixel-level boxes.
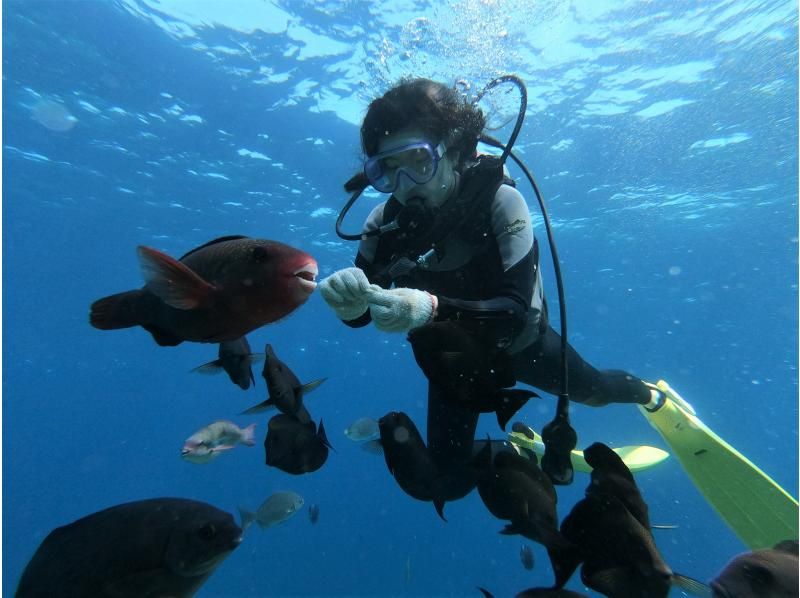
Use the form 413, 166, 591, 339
671, 572, 713, 597
211, 444, 236, 452
137, 245, 217, 310
300, 377, 327, 395
191, 359, 224, 374
240, 399, 275, 415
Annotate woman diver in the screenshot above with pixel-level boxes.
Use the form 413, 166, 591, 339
319, 77, 663, 500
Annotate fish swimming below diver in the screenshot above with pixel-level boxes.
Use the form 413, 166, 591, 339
710, 540, 798, 598
308, 503, 320, 525
520, 544, 535, 570
344, 416, 380, 442
192, 336, 264, 390
238, 491, 305, 531
90, 235, 317, 346
240, 343, 326, 420
181, 420, 256, 464
15, 497, 242, 598
264, 413, 332, 475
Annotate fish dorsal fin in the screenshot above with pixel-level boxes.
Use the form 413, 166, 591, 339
137, 246, 217, 309
774, 539, 799, 554
178, 235, 250, 260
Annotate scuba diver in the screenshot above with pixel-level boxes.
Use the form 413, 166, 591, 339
318, 78, 798, 547
318, 77, 663, 502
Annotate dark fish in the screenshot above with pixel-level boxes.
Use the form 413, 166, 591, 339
408, 321, 538, 430
241, 344, 326, 421
583, 442, 650, 529
520, 544, 535, 570
378, 411, 448, 520
90, 236, 317, 346
474, 444, 567, 550
516, 589, 589, 598
478, 588, 588, 598
554, 491, 672, 598
192, 337, 264, 390
15, 497, 242, 598
711, 540, 798, 598
308, 503, 320, 525
264, 413, 332, 474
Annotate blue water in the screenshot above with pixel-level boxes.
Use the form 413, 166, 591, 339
3, 1, 797, 596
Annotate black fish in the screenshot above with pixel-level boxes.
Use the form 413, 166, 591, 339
554, 491, 672, 598
16, 497, 242, 598
192, 337, 264, 390
520, 544, 535, 570
90, 236, 317, 346
408, 321, 538, 430
583, 442, 650, 529
478, 588, 588, 598
711, 540, 798, 598
308, 503, 320, 525
474, 444, 566, 550
264, 413, 332, 475
241, 344, 326, 421
378, 411, 448, 520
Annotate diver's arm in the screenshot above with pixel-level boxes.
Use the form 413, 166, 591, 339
435, 184, 537, 341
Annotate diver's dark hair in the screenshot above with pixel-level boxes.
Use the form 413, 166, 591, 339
360, 78, 485, 168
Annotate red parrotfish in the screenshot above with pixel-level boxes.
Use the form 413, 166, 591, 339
89, 235, 317, 346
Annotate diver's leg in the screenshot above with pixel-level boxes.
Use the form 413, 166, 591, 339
426, 383, 481, 500
511, 326, 652, 406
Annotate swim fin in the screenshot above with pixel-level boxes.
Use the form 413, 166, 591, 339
639, 380, 798, 550
507, 424, 669, 473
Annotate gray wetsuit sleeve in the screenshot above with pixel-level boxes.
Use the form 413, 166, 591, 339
436, 184, 544, 347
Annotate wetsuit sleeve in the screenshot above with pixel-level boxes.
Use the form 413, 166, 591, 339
435, 184, 537, 344
342, 203, 387, 328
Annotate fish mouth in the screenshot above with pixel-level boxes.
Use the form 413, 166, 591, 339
293, 262, 318, 293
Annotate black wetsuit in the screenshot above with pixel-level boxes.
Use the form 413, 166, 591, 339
343, 160, 651, 498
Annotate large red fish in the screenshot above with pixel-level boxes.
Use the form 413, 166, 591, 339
90, 235, 317, 346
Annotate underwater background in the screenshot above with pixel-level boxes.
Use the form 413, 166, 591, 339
3, 0, 797, 596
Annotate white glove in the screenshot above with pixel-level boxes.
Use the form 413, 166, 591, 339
319, 267, 374, 321
368, 287, 438, 333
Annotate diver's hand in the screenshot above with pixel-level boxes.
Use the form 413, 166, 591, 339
368, 287, 438, 333
319, 267, 374, 321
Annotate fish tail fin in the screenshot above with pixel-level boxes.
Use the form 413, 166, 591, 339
238, 506, 256, 531
241, 423, 257, 446
89, 290, 143, 330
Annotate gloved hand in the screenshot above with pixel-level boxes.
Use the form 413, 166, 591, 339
319, 267, 374, 321
368, 287, 438, 333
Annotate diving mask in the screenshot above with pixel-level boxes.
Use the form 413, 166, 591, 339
364, 141, 446, 193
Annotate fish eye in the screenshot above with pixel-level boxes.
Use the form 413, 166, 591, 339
198, 523, 217, 540
252, 246, 270, 262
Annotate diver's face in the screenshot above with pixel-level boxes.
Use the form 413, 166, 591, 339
376, 127, 458, 208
